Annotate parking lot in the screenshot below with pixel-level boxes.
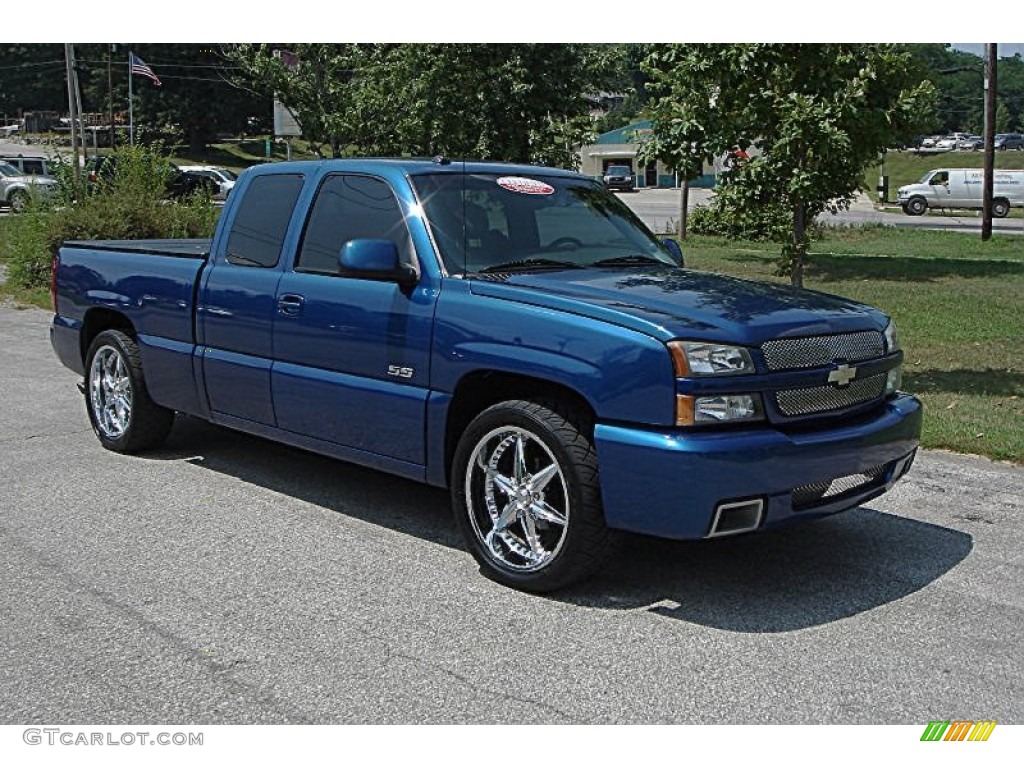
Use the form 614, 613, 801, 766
1, 302, 1023, 724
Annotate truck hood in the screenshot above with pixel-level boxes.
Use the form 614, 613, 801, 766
468, 266, 888, 345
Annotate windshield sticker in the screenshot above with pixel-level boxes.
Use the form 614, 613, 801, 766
496, 176, 555, 195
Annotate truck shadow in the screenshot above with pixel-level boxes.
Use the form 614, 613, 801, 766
146, 417, 972, 633
559, 512, 973, 632
147, 416, 461, 550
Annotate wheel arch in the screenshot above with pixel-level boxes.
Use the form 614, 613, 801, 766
443, 370, 596, 487
80, 308, 135, 368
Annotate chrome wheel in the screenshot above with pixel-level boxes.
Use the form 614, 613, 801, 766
89, 345, 133, 439
464, 426, 570, 572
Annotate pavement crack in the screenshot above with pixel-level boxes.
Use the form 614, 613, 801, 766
364, 629, 576, 722
0, 523, 315, 724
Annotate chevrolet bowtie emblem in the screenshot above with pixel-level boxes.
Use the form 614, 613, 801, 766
828, 363, 858, 387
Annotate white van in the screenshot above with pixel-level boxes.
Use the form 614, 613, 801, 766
897, 168, 1024, 218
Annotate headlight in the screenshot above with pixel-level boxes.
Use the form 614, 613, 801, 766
668, 341, 756, 377
884, 320, 900, 353
677, 394, 765, 425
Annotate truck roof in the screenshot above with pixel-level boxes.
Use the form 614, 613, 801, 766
242, 157, 586, 180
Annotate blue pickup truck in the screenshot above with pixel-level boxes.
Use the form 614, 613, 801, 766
50, 158, 922, 591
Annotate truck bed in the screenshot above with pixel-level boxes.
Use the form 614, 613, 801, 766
62, 239, 211, 259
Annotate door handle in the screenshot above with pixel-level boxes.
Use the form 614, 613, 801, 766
277, 294, 305, 316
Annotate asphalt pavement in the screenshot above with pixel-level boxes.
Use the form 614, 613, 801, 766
1, 303, 1023, 724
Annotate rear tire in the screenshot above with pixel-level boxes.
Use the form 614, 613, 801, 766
451, 399, 614, 592
85, 330, 174, 453
991, 199, 1010, 219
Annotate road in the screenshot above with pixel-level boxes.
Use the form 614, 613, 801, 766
619, 187, 1024, 236
1, 303, 1022, 724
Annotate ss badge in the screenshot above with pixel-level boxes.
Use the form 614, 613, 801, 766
387, 365, 414, 379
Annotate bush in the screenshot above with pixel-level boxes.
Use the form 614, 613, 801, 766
3, 146, 219, 291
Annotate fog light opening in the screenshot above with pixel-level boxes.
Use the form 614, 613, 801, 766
708, 498, 765, 538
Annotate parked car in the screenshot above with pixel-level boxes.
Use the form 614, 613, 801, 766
0, 154, 53, 176
957, 135, 984, 151
178, 165, 238, 200
0, 160, 59, 211
934, 134, 968, 150
602, 164, 635, 192
896, 167, 1024, 218
50, 158, 921, 592
994, 133, 1024, 151
85, 156, 219, 199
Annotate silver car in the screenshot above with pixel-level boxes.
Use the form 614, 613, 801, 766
178, 165, 237, 201
0, 161, 59, 212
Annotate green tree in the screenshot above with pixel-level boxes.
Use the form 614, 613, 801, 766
112, 44, 266, 153
641, 44, 935, 287
228, 44, 615, 166
0, 44, 67, 116
995, 99, 1011, 133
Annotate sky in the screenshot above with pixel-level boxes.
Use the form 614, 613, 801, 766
952, 44, 1024, 58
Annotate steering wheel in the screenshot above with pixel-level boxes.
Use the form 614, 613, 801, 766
546, 237, 584, 251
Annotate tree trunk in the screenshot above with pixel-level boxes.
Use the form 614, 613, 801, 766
678, 178, 690, 241
791, 202, 806, 288
188, 125, 206, 156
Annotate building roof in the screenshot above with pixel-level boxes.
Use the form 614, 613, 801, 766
594, 120, 653, 146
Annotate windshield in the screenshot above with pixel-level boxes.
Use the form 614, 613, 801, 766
918, 172, 936, 184
411, 172, 676, 275
0, 162, 21, 178
606, 165, 631, 176
216, 169, 238, 181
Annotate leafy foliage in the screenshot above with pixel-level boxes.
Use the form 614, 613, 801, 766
227, 44, 616, 167
641, 44, 936, 286
2, 146, 218, 290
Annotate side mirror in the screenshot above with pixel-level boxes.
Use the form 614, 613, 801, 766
661, 238, 684, 267
339, 239, 419, 286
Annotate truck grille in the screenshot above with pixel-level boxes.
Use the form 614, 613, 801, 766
775, 373, 887, 416
762, 331, 884, 371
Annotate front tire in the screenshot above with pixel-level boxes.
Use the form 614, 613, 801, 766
9, 189, 28, 213
905, 196, 927, 216
451, 400, 614, 592
85, 330, 174, 453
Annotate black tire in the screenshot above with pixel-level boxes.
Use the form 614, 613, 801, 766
451, 399, 614, 592
905, 197, 927, 216
9, 189, 28, 213
84, 329, 174, 453
991, 199, 1010, 219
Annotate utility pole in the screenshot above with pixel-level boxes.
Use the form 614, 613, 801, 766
982, 43, 997, 241
64, 44, 80, 178
71, 47, 88, 162
108, 44, 116, 149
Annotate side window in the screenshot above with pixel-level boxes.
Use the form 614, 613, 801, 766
23, 159, 45, 175
296, 175, 413, 274
224, 174, 304, 268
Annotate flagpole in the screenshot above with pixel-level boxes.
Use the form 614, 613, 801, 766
128, 52, 134, 146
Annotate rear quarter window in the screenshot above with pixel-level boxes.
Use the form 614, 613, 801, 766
224, 174, 304, 267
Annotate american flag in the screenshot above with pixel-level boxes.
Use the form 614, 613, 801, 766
129, 52, 161, 86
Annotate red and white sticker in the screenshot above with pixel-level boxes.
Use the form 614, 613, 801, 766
496, 176, 554, 195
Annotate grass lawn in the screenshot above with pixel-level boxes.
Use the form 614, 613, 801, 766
680, 227, 1023, 463
2, 214, 1021, 463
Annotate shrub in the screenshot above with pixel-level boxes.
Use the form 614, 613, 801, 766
3, 146, 219, 291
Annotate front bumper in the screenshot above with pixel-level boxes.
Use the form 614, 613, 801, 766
594, 394, 922, 539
